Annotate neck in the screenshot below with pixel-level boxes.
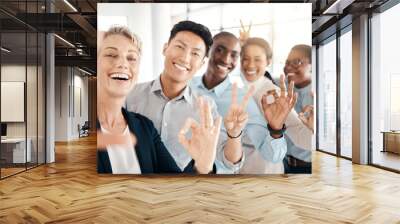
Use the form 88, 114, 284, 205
97, 93, 125, 129
295, 79, 311, 89
203, 69, 226, 90
160, 72, 187, 99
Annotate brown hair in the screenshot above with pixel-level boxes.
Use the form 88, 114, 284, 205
241, 37, 272, 61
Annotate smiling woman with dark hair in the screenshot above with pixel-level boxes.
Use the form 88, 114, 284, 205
96, 26, 221, 174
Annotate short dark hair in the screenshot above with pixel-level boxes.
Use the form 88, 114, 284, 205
291, 44, 311, 62
169, 20, 213, 56
241, 37, 272, 61
213, 31, 238, 42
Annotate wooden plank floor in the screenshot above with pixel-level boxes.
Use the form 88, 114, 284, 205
0, 135, 399, 224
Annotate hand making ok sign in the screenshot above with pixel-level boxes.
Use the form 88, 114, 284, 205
261, 74, 297, 136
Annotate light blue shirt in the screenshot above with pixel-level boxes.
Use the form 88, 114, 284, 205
126, 77, 244, 174
294, 83, 313, 114
190, 75, 288, 173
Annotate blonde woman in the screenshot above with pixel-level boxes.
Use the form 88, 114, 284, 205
97, 26, 221, 174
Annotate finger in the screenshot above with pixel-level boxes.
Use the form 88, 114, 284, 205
178, 133, 190, 152
279, 74, 287, 96
238, 112, 248, 123
197, 97, 206, 128
287, 80, 294, 100
180, 117, 199, 136
267, 89, 279, 101
261, 94, 270, 112
298, 113, 308, 124
248, 20, 252, 33
231, 82, 238, 105
290, 92, 298, 109
240, 85, 255, 109
213, 116, 223, 135
240, 19, 245, 31
302, 105, 314, 114
204, 98, 213, 129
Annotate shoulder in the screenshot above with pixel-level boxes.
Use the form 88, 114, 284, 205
129, 80, 154, 96
124, 109, 154, 127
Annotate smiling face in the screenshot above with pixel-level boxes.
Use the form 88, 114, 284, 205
162, 31, 206, 84
97, 34, 140, 99
207, 35, 240, 81
283, 49, 311, 87
241, 44, 271, 82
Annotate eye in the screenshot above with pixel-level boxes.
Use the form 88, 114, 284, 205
192, 51, 200, 57
105, 53, 117, 58
127, 56, 137, 62
176, 44, 184, 49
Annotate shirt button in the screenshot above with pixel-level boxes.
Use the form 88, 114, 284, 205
164, 122, 167, 127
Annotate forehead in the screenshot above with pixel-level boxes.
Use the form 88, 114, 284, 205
170, 31, 206, 51
288, 49, 308, 60
213, 35, 240, 52
243, 44, 265, 56
101, 34, 138, 52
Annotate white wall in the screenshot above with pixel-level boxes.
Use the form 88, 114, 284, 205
54, 67, 89, 141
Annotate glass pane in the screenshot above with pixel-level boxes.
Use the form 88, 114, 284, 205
371, 3, 400, 171
27, 31, 38, 169
340, 29, 352, 158
318, 37, 337, 154
1, 31, 27, 177
188, 5, 221, 31
38, 33, 46, 165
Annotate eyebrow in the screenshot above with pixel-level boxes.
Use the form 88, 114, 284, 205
176, 40, 203, 52
217, 45, 239, 54
104, 46, 138, 54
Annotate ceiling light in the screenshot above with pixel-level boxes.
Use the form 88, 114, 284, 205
77, 67, 93, 76
63, 0, 78, 12
54, 34, 75, 48
1, 47, 11, 53
322, 0, 355, 15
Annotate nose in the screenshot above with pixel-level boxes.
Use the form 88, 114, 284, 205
247, 59, 255, 69
179, 48, 191, 65
221, 52, 230, 65
116, 55, 129, 70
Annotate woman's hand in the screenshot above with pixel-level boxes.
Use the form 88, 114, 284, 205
224, 83, 254, 138
261, 74, 297, 138
239, 19, 252, 46
299, 91, 314, 133
97, 131, 137, 149
178, 97, 222, 174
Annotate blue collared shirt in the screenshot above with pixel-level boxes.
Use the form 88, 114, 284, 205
126, 77, 244, 174
190, 75, 288, 173
294, 84, 313, 114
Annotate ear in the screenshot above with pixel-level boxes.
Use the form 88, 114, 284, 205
162, 43, 168, 56
200, 58, 206, 67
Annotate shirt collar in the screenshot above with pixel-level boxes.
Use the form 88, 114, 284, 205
150, 76, 193, 105
195, 74, 231, 98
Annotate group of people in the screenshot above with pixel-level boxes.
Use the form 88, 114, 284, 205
97, 20, 314, 174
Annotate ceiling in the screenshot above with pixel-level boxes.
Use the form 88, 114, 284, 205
0, 0, 392, 75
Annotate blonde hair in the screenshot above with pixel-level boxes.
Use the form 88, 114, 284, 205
102, 26, 142, 54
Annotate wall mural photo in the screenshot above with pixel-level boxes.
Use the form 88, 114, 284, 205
96, 3, 313, 175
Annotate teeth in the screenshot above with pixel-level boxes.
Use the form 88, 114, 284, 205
110, 73, 129, 80
246, 70, 257, 75
174, 63, 188, 71
217, 64, 228, 71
